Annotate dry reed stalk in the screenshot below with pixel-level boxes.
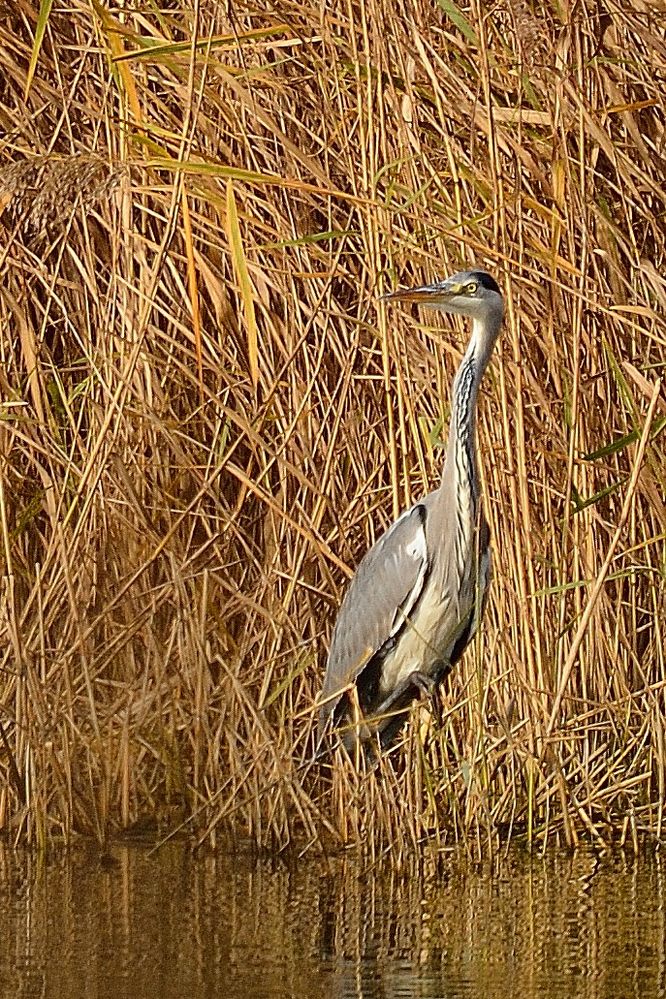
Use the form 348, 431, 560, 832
0, 0, 664, 854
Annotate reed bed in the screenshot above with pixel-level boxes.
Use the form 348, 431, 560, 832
0, 0, 664, 855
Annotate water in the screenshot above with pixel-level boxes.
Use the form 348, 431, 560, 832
1, 842, 665, 998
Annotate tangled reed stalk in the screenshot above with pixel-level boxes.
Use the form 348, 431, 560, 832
0, 0, 664, 855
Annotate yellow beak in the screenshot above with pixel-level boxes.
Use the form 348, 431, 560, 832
381, 283, 462, 305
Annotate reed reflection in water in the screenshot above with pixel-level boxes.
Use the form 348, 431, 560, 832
0, 843, 664, 998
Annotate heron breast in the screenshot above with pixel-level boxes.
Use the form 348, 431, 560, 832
378, 578, 472, 698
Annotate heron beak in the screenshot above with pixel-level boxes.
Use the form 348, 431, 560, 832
380, 282, 463, 305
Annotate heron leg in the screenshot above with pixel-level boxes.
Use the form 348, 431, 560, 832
407, 667, 448, 728
375, 662, 452, 732
427, 660, 452, 728
366, 670, 436, 752
409, 670, 437, 698
372, 668, 436, 723
330, 664, 453, 757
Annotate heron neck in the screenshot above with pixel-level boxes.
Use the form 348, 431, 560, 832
445, 316, 499, 498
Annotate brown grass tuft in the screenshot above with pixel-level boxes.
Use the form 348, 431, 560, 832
0, 0, 664, 855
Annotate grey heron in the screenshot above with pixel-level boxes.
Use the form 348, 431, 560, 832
317, 269, 504, 754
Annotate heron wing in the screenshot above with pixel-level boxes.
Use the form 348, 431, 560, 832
319, 502, 430, 723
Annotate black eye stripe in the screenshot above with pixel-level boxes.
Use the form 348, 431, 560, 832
468, 271, 500, 294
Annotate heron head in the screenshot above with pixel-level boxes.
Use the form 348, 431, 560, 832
382, 269, 503, 322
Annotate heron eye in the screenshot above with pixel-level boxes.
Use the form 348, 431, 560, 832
465, 281, 478, 295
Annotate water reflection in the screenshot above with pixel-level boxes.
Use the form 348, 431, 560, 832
0, 842, 664, 998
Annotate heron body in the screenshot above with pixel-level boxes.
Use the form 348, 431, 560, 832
318, 269, 504, 753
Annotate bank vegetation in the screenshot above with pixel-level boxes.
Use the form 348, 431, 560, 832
0, 0, 664, 856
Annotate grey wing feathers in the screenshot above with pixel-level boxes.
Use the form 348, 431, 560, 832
319, 503, 430, 722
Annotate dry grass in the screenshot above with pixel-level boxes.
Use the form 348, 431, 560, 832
0, 0, 664, 854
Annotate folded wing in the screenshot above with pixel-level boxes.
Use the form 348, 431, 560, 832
318, 503, 431, 737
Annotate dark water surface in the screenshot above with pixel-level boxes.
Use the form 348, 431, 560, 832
1, 841, 665, 998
